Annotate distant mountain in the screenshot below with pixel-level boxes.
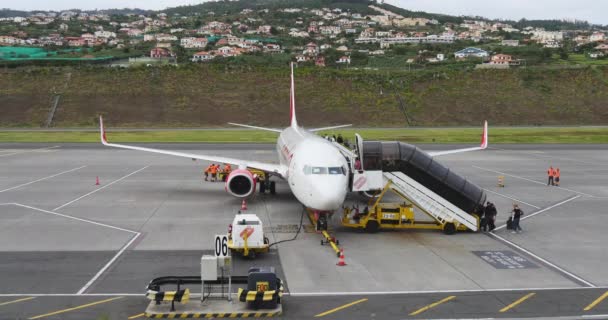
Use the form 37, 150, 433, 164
1, 0, 600, 30
0, 9, 34, 17
0, 7, 151, 17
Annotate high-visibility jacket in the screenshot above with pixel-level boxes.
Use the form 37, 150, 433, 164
224, 164, 232, 173
548, 168, 554, 177
204, 165, 212, 173
210, 165, 218, 174
555, 170, 560, 178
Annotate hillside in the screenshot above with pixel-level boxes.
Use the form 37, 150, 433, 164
2, 65, 607, 128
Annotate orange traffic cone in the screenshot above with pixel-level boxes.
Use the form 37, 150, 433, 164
95, 176, 100, 186
336, 249, 346, 266
241, 199, 247, 211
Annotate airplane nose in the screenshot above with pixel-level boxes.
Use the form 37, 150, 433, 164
313, 182, 347, 211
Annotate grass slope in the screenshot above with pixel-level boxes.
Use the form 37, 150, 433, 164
1, 65, 608, 128
2, 127, 607, 143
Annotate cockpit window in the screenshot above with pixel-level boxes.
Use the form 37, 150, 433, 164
311, 167, 327, 174
303, 165, 345, 175
328, 167, 344, 175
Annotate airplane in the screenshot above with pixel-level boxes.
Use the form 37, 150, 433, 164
99, 62, 488, 214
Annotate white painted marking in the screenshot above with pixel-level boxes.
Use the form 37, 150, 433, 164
76, 232, 141, 295
3, 286, 608, 297
0, 146, 60, 158
287, 286, 602, 296
494, 195, 581, 231
583, 315, 608, 318
488, 231, 595, 288
53, 166, 149, 211
0, 166, 86, 193
12, 203, 138, 234
473, 166, 597, 198
483, 189, 541, 209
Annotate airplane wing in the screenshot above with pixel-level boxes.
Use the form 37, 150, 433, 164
227, 122, 282, 133
308, 124, 352, 132
427, 121, 488, 157
99, 117, 286, 177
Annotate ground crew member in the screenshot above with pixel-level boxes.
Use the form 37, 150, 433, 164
480, 205, 487, 232
547, 166, 554, 186
337, 134, 344, 144
204, 164, 214, 181
510, 204, 524, 233
485, 201, 497, 231
210, 163, 219, 182
555, 168, 560, 186
222, 163, 232, 181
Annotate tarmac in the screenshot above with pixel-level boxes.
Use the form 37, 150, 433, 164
0, 143, 607, 319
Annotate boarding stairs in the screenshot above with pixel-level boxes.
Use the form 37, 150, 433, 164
382, 171, 478, 231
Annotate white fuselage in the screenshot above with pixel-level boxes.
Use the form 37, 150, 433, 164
276, 126, 349, 211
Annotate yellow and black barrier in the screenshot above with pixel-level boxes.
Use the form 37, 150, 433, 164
145, 311, 282, 318
237, 287, 283, 303
146, 288, 190, 304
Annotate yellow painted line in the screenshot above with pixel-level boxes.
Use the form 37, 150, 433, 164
500, 292, 536, 313
409, 296, 456, 316
128, 313, 145, 319
0, 297, 36, 306
584, 290, 608, 311
28, 296, 123, 319
315, 298, 368, 317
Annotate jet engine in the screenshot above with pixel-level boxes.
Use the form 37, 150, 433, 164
225, 169, 256, 198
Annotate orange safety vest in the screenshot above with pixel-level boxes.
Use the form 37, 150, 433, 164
224, 164, 232, 173
204, 165, 212, 173
210, 165, 218, 174
555, 169, 560, 178
548, 168, 554, 177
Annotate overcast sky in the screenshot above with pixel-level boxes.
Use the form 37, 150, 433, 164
6, 0, 608, 25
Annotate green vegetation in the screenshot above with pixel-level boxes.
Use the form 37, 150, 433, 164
2, 65, 608, 128
2, 127, 608, 143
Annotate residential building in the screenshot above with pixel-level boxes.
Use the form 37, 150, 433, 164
295, 54, 308, 62
319, 26, 341, 35
490, 54, 513, 64
181, 37, 208, 49
0, 36, 18, 45
543, 40, 562, 48
263, 44, 282, 53
150, 47, 173, 58
156, 34, 178, 42
501, 40, 520, 46
454, 47, 489, 59
595, 44, 608, 52
336, 55, 351, 64
336, 45, 349, 52
192, 51, 213, 62
590, 32, 606, 42
304, 42, 318, 55
257, 25, 272, 34
94, 31, 116, 39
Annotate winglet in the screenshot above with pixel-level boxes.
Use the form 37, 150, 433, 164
99, 116, 108, 145
289, 62, 298, 128
480, 120, 488, 149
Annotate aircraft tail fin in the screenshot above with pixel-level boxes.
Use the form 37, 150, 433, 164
290, 62, 298, 128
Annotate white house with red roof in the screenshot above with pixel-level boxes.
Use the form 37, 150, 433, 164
336, 55, 351, 64
192, 51, 214, 62
304, 42, 318, 55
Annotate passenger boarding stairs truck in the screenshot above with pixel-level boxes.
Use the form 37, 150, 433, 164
341, 135, 485, 234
